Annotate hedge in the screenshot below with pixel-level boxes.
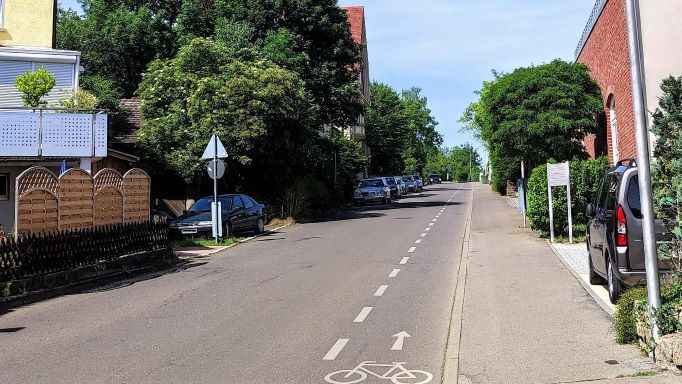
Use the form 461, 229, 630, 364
527, 157, 608, 237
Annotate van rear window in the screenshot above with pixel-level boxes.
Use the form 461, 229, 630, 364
627, 176, 642, 219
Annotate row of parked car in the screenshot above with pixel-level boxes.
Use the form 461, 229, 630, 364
353, 174, 441, 205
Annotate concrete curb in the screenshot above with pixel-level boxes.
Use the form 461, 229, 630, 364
176, 222, 294, 258
442, 187, 474, 384
547, 241, 615, 317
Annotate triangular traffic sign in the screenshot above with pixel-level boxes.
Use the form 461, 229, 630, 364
201, 135, 228, 160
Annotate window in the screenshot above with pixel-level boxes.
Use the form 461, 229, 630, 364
0, 173, 9, 201
603, 175, 619, 212
242, 196, 255, 209
609, 97, 620, 163
627, 176, 642, 219
233, 196, 245, 209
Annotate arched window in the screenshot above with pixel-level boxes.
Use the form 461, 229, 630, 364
608, 96, 620, 163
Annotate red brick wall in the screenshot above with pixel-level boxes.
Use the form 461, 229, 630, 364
578, 0, 636, 164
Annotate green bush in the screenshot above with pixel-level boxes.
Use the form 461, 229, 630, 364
656, 276, 682, 335
614, 287, 647, 344
61, 89, 98, 111
527, 157, 608, 237
15, 68, 56, 108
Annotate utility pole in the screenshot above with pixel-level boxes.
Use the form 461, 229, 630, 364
468, 143, 472, 182
626, 0, 662, 343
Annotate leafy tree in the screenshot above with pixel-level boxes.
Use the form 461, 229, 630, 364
401, 88, 442, 174
57, 1, 178, 97
365, 82, 409, 175
461, 60, 603, 193
175, 0, 361, 127
425, 145, 481, 182
15, 68, 56, 108
138, 38, 312, 179
651, 76, 682, 270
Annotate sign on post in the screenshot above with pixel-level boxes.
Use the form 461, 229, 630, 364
547, 162, 573, 243
202, 135, 228, 242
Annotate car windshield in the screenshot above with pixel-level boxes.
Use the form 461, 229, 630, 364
189, 198, 213, 213
360, 179, 384, 188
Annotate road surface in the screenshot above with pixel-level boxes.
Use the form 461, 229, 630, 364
0, 183, 471, 383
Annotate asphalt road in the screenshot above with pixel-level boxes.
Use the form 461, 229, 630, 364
0, 183, 471, 384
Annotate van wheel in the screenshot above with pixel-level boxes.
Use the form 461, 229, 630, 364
607, 258, 623, 304
255, 218, 265, 234
588, 254, 605, 285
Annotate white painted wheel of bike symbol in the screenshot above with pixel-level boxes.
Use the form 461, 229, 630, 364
325, 361, 433, 384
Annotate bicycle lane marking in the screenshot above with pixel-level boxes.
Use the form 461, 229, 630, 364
325, 361, 434, 384
323, 338, 350, 361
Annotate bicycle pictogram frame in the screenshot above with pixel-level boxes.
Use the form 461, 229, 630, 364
324, 361, 433, 384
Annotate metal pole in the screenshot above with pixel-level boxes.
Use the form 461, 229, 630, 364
625, 0, 661, 342
521, 161, 527, 228
213, 136, 219, 243
468, 144, 472, 182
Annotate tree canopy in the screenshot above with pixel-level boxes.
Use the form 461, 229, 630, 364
365, 82, 442, 176
424, 145, 481, 182
460, 59, 603, 192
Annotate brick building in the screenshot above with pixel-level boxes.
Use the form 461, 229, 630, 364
576, 0, 682, 164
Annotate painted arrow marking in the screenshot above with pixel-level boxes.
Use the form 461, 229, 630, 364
391, 331, 411, 351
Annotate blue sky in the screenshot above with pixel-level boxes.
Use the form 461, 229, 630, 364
59, 0, 596, 160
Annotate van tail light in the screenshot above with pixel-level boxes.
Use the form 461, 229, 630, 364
616, 205, 628, 247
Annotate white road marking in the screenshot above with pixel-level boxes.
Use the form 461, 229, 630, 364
429, 223, 435, 227
432, 218, 438, 222
389, 269, 401, 278
323, 338, 349, 360
374, 285, 389, 297
426, 227, 431, 231
415, 239, 422, 244
420, 233, 427, 237
354, 307, 373, 323
400, 257, 410, 265
391, 331, 412, 351
408, 246, 417, 253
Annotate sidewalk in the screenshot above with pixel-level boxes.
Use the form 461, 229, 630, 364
456, 184, 671, 383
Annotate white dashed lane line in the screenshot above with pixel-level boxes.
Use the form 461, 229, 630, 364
420, 233, 427, 237
374, 285, 389, 297
400, 257, 410, 265
353, 307, 373, 323
323, 338, 349, 360
389, 269, 400, 278
408, 247, 416, 253
415, 239, 422, 244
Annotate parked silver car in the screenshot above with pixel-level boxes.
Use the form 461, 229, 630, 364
402, 176, 416, 193
354, 178, 392, 205
394, 176, 407, 197
586, 160, 671, 303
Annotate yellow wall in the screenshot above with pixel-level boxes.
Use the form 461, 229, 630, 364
0, 0, 55, 48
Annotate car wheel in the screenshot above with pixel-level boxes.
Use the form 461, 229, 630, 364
607, 257, 623, 304
588, 253, 604, 285
255, 218, 265, 234
224, 221, 233, 237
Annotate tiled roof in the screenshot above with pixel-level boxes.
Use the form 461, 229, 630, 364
342, 6, 365, 45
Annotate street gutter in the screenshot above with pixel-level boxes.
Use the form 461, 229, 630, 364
442, 185, 474, 384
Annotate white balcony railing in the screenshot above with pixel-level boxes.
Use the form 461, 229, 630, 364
0, 108, 107, 158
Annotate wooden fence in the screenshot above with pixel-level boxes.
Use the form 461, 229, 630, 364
0, 221, 171, 283
15, 167, 151, 236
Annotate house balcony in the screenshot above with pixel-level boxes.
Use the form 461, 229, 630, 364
0, 108, 107, 159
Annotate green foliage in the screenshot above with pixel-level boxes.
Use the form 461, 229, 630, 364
651, 76, 682, 271
461, 60, 603, 193
614, 287, 647, 344
61, 89, 98, 111
15, 68, 56, 108
526, 158, 608, 237
80, 75, 123, 110
656, 276, 682, 335
424, 145, 481, 182
138, 38, 311, 179
365, 82, 442, 176
57, 1, 178, 97
175, 0, 361, 128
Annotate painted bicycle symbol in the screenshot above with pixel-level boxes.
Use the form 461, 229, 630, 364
325, 361, 433, 384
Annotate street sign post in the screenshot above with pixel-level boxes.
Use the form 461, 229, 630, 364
626, 0, 662, 343
547, 162, 573, 243
202, 135, 228, 242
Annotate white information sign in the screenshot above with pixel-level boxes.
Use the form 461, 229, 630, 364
547, 161, 573, 244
